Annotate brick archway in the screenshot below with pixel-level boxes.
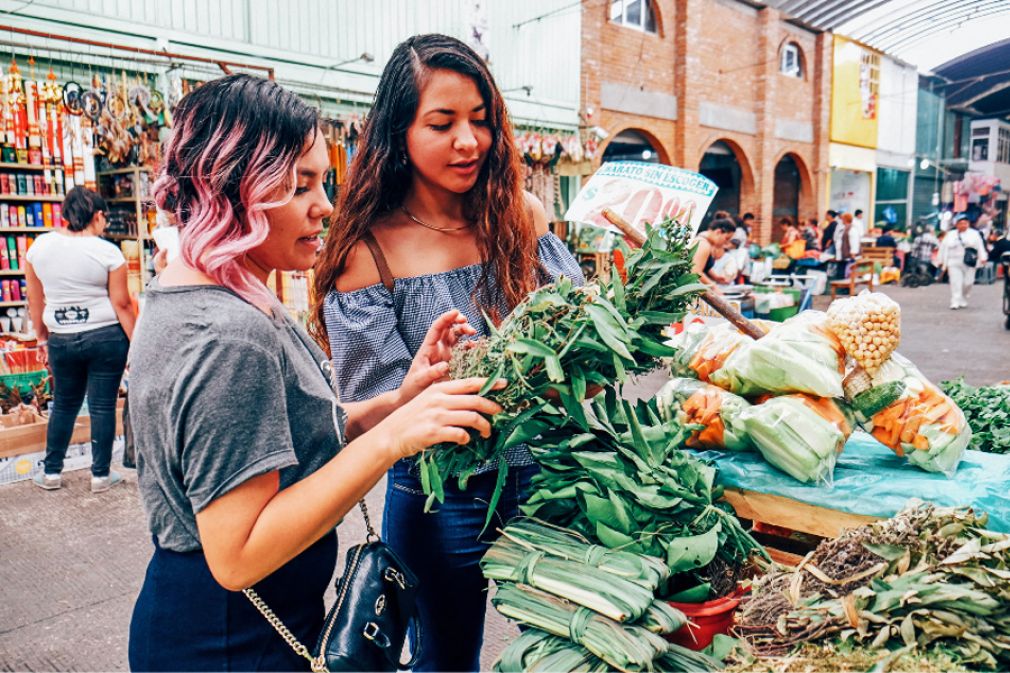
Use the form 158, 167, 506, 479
774, 150, 816, 222
600, 127, 671, 165
697, 138, 756, 220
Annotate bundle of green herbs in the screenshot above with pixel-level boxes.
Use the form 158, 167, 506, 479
737, 501, 1010, 670
521, 389, 766, 600
418, 219, 705, 520
940, 378, 1010, 454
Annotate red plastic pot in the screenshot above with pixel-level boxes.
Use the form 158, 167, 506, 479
666, 591, 742, 650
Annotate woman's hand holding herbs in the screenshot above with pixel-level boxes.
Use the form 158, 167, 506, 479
398, 309, 477, 405
375, 377, 507, 462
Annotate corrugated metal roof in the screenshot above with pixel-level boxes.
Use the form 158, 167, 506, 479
764, 0, 1010, 55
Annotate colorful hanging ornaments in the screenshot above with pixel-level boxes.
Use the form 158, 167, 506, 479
40, 67, 62, 104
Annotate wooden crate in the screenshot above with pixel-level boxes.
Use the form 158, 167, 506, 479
0, 399, 125, 459
723, 487, 879, 540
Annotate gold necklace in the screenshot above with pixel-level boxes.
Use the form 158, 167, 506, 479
401, 205, 471, 232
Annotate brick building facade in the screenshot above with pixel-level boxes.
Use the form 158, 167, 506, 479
583, 0, 831, 243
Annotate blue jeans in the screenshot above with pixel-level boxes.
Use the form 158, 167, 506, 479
44, 324, 128, 477
383, 460, 536, 672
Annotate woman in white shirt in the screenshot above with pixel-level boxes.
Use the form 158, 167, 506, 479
939, 213, 988, 310
25, 186, 135, 493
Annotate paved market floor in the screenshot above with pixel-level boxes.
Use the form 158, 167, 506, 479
1, 281, 1007, 671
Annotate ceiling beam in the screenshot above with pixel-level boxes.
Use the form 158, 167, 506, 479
856, 0, 980, 44
881, 6, 1010, 52
806, 0, 886, 27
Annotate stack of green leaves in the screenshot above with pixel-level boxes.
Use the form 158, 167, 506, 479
494, 628, 724, 673
497, 519, 671, 590
940, 378, 1010, 454
492, 583, 671, 672
739, 502, 1010, 670
480, 535, 657, 622
419, 219, 706, 517
522, 389, 766, 598
484, 520, 711, 672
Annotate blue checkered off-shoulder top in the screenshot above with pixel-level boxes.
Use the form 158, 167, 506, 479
324, 231, 585, 470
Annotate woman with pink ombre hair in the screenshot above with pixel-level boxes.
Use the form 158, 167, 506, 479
127, 74, 503, 671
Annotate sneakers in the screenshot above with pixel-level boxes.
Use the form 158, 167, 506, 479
33, 472, 62, 490
91, 470, 124, 493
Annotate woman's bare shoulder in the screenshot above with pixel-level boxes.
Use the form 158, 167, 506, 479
523, 191, 550, 237
333, 240, 383, 293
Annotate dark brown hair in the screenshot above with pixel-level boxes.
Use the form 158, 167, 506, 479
311, 34, 539, 348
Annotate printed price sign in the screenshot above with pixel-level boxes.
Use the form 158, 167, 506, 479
564, 161, 718, 237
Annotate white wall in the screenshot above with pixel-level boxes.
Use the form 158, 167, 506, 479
0, 0, 581, 128
876, 55, 918, 163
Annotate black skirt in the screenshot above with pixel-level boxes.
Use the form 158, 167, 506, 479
129, 531, 337, 672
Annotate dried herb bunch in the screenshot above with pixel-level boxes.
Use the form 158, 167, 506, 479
737, 502, 1010, 669
418, 219, 705, 517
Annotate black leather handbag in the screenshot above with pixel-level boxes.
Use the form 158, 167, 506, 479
244, 501, 421, 672
959, 233, 980, 268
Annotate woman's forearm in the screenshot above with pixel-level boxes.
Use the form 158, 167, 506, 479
341, 391, 402, 440
114, 306, 136, 340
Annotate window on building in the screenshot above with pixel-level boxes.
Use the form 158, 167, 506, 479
999, 127, 1010, 164
780, 43, 802, 78
610, 0, 657, 34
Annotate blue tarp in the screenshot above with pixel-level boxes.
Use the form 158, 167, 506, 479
697, 432, 1010, 533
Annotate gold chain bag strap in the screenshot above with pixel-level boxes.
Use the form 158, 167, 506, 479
243, 322, 422, 671
244, 499, 422, 672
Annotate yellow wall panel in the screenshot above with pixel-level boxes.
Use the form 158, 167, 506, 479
831, 35, 879, 149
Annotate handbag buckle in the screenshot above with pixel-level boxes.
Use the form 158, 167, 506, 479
363, 621, 391, 649
384, 567, 407, 589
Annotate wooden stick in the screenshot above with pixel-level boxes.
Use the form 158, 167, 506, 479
601, 208, 766, 340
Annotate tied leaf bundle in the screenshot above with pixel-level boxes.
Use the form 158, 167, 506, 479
498, 519, 671, 590
737, 501, 1010, 670
485, 520, 703, 672
522, 390, 766, 596
492, 583, 672, 673
419, 220, 706, 516
494, 628, 724, 673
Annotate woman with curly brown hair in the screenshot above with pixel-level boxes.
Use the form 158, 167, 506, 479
312, 34, 583, 671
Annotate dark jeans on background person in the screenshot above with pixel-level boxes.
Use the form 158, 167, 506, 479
44, 323, 129, 477
383, 459, 536, 672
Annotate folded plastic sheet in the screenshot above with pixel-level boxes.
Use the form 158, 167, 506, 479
697, 431, 1010, 533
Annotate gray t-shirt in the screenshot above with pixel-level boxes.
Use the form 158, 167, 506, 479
130, 282, 344, 552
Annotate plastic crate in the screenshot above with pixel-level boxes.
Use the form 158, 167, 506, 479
0, 369, 48, 395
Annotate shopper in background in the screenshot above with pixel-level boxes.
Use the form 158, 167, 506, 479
939, 212, 988, 310
821, 209, 839, 253
801, 217, 820, 251
312, 34, 584, 672
691, 217, 736, 289
731, 214, 750, 248
25, 186, 134, 493
833, 212, 862, 278
910, 222, 941, 276
853, 208, 866, 233
127, 74, 503, 671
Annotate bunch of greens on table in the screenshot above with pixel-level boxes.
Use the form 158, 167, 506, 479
940, 378, 1010, 454
521, 389, 766, 601
418, 219, 706, 519
737, 501, 1010, 670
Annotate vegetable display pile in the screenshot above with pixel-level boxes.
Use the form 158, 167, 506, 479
656, 377, 754, 452
423, 220, 706, 519
940, 378, 1010, 455
737, 502, 1010, 669
483, 520, 723, 673
520, 389, 766, 600
854, 353, 971, 475
739, 395, 854, 485
826, 292, 901, 376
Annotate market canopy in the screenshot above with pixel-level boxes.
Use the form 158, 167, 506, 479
763, 0, 1010, 69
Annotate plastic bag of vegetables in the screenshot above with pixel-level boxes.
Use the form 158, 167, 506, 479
850, 352, 971, 476
739, 394, 854, 485
666, 321, 757, 383
711, 312, 846, 398
826, 290, 901, 376
655, 377, 754, 451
